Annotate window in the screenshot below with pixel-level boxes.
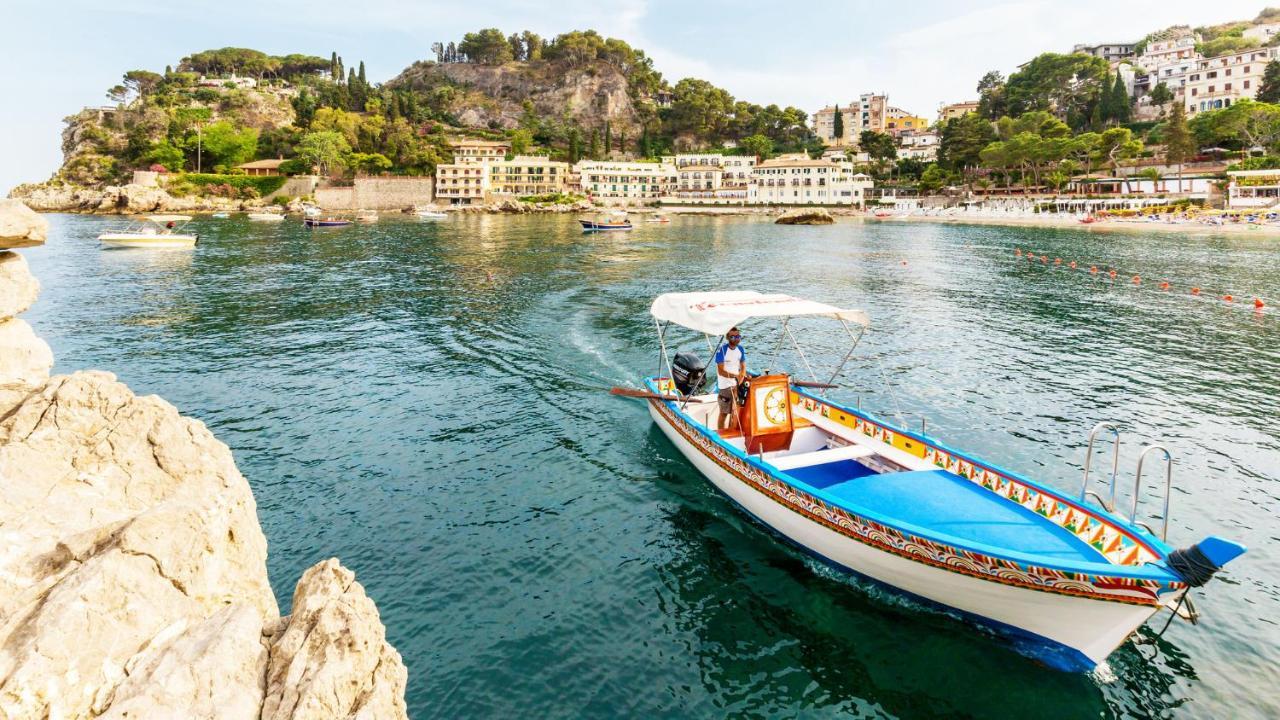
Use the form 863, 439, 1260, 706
1245, 80, 1252, 89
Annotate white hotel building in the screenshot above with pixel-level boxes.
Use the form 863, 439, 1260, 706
747, 154, 873, 207
576, 160, 677, 202
1185, 47, 1280, 115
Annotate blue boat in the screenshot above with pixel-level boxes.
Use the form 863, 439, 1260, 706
580, 212, 632, 231
630, 290, 1246, 671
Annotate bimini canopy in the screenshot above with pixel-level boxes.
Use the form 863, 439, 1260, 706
143, 214, 192, 223
650, 291, 870, 336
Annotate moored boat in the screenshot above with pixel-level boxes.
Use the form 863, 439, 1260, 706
416, 207, 448, 219
303, 216, 353, 228
624, 290, 1245, 671
211, 212, 230, 219
580, 211, 632, 231
247, 211, 286, 222
646, 215, 670, 224
355, 209, 379, 223
98, 215, 198, 249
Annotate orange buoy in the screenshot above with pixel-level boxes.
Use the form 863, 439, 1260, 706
1041, 255, 1048, 263
1015, 248, 1022, 256
1054, 258, 1062, 265
1108, 269, 1117, 279
1132, 275, 1141, 284
1159, 281, 1170, 290
1070, 261, 1077, 269
1224, 294, 1234, 303
1255, 297, 1266, 309
1191, 287, 1201, 295
1090, 266, 1098, 274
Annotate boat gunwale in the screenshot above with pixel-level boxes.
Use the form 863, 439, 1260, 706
643, 377, 1178, 584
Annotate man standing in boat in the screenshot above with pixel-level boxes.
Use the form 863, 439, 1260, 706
715, 328, 747, 430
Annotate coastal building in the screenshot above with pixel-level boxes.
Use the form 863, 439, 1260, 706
1226, 169, 1280, 208
812, 104, 857, 146
434, 163, 490, 204
1185, 47, 1280, 115
897, 130, 939, 162
487, 155, 571, 196
448, 138, 510, 164
1136, 28, 1200, 72
814, 94, 921, 146
938, 101, 980, 123
235, 159, 286, 177
1073, 42, 1136, 62
197, 74, 257, 89
575, 160, 677, 202
884, 108, 930, 136
748, 154, 873, 207
1243, 23, 1280, 44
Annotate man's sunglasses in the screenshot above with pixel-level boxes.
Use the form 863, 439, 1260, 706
728, 334, 742, 339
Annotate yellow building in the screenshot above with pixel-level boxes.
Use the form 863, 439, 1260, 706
435, 163, 489, 204
448, 138, 511, 164
885, 108, 930, 136
938, 101, 980, 123
488, 155, 571, 196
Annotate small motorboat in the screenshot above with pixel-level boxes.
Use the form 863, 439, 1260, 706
646, 215, 671, 224
580, 212, 633, 231
621, 291, 1246, 671
355, 210, 379, 223
247, 211, 286, 222
302, 204, 323, 219
1079, 215, 1098, 224
874, 211, 893, 218
303, 217, 353, 228
211, 212, 230, 219
416, 208, 448, 219
98, 215, 198, 249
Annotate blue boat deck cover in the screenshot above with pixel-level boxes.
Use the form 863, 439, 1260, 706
800, 468, 1099, 562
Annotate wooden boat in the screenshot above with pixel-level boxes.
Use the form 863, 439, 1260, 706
874, 211, 893, 218
247, 211, 286, 222
98, 215, 197, 248
631, 291, 1245, 671
303, 217, 352, 228
580, 212, 632, 231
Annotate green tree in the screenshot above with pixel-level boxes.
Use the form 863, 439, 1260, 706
1004, 53, 1109, 128
859, 131, 897, 162
938, 113, 996, 175
1110, 73, 1132, 124
521, 31, 543, 60
568, 127, 583, 164
1259, 61, 1280, 104
122, 70, 164, 101
1164, 101, 1196, 192
509, 128, 533, 155
350, 152, 392, 175
459, 28, 516, 64
1148, 83, 1173, 115
589, 128, 602, 159
143, 141, 185, 171
295, 130, 352, 175
604, 121, 612, 153
832, 105, 844, 144
977, 70, 1007, 120
1213, 100, 1280, 153
196, 121, 258, 171
918, 164, 948, 193
1097, 127, 1142, 192
740, 133, 774, 159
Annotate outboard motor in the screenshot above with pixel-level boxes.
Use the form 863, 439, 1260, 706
671, 352, 707, 396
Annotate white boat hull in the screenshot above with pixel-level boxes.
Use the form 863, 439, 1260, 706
247, 214, 285, 222
98, 234, 197, 249
648, 400, 1168, 670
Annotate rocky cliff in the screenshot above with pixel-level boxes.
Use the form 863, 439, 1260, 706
0, 199, 409, 719
388, 59, 641, 133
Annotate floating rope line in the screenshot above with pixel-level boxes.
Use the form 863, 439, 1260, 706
1012, 248, 1269, 313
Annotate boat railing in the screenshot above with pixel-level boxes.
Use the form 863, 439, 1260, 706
1080, 422, 1122, 511
1131, 444, 1174, 541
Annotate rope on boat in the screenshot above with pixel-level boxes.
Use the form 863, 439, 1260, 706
1166, 544, 1222, 587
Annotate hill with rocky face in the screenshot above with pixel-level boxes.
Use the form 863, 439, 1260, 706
387, 59, 642, 135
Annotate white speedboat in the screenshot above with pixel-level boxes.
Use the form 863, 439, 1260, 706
416, 208, 448, 219
621, 290, 1245, 671
302, 203, 323, 218
98, 215, 198, 249
247, 211, 286, 222
211, 212, 230, 219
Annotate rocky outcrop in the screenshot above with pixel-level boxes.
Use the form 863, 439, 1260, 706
389, 59, 641, 133
9, 182, 256, 214
0, 201, 409, 719
0, 200, 48, 249
775, 208, 836, 225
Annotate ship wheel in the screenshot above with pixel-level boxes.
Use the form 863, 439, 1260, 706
763, 387, 788, 425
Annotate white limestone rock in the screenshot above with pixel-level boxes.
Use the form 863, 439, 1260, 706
96, 604, 269, 720
0, 319, 53, 414
0, 371, 278, 719
0, 199, 47, 248
262, 559, 409, 720
0, 251, 39, 321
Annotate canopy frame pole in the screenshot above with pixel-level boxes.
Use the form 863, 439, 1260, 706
684, 332, 718, 413
784, 320, 818, 383
765, 317, 790, 374
655, 319, 677, 394
824, 319, 866, 392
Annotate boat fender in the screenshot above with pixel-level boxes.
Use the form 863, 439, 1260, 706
1166, 537, 1246, 587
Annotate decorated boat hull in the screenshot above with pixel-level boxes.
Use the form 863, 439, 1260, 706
580, 220, 633, 231
304, 218, 352, 227
645, 386, 1183, 671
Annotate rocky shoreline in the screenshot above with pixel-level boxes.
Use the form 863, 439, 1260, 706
0, 199, 409, 719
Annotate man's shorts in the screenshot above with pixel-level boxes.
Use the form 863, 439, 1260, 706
718, 387, 735, 414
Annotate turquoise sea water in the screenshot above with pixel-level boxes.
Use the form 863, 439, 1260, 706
22, 214, 1280, 719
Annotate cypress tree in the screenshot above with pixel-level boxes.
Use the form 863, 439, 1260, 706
589, 128, 602, 159
832, 104, 844, 144
1164, 101, 1195, 192
337, 56, 345, 82
604, 121, 612, 153
1111, 73, 1131, 124
358, 61, 367, 86
330, 52, 338, 80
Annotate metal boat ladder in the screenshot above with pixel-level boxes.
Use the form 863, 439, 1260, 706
1079, 422, 1176, 541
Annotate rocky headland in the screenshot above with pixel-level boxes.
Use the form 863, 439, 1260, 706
0, 199, 409, 719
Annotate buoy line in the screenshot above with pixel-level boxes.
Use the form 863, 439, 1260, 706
1011, 247, 1268, 312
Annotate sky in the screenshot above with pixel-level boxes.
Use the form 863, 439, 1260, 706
1, 0, 1271, 193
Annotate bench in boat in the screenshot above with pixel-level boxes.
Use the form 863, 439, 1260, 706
777, 465, 1101, 563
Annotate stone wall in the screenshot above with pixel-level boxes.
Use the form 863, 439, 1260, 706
314, 177, 435, 210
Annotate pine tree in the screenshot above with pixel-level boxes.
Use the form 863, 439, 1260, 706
1258, 60, 1280, 104
832, 104, 844, 145
1164, 101, 1195, 193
